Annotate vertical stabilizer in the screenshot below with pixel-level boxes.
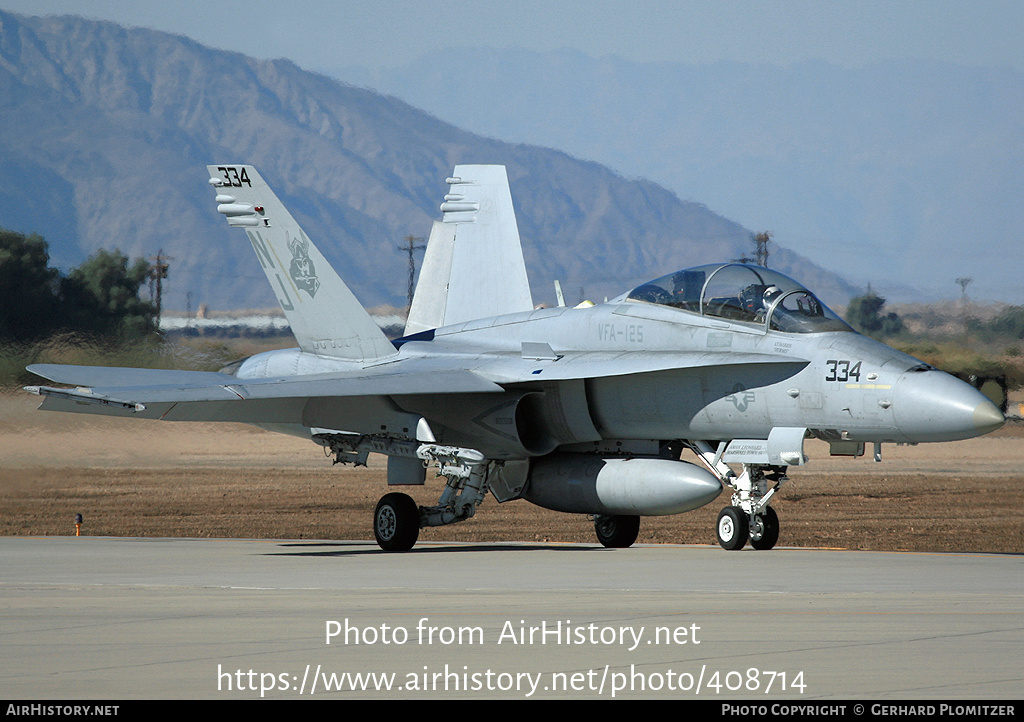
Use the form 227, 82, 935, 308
405, 165, 533, 335
207, 165, 395, 361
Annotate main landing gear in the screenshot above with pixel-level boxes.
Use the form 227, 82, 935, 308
369, 444, 490, 552
315, 433, 493, 552
374, 493, 420, 551
593, 514, 641, 548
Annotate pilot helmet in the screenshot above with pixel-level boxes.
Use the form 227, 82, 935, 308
762, 285, 781, 307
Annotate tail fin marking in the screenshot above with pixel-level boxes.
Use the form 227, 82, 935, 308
208, 165, 395, 362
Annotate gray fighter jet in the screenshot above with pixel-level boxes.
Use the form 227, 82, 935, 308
26, 165, 1005, 551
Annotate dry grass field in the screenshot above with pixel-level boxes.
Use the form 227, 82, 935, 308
2, 391, 1022, 553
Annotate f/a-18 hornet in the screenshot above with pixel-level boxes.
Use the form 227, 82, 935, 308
26, 165, 1005, 551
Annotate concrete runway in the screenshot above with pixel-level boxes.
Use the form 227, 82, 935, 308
1, 537, 1022, 699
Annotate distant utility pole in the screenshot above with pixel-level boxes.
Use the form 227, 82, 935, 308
956, 276, 973, 303
754, 231, 771, 267
397, 235, 426, 311
148, 249, 172, 319
956, 277, 973, 341
732, 231, 771, 267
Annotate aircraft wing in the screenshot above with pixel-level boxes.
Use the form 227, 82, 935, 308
25, 351, 805, 426
25, 363, 503, 424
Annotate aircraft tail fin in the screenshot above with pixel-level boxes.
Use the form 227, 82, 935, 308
207, 165, 395, 361
405, 165, 533, 335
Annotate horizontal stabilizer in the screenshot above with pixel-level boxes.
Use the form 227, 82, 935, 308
28, 364, 238, 388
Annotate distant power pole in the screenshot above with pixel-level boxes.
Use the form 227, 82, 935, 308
754, 231, 771, 267
956, 276, 973, 341
397, 235, 426, 311
732, 231, 771, 267
956, 276, 973, 303
148, 249, 172, 319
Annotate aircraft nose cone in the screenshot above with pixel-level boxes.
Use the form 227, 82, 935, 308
893, 369, 1005, 442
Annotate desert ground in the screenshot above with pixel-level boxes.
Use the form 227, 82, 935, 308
1, 391, 1022, 553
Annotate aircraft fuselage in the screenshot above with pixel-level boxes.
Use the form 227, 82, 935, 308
235, 299, 1001, 457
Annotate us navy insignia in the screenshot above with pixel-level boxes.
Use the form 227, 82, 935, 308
287, 231, 320, 298
728, 383, 756, 411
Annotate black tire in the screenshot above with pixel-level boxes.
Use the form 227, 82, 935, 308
594, 514, 641, 548
750, 506, 780, 550
716, 506, 749, 550
373, 493, 420, 552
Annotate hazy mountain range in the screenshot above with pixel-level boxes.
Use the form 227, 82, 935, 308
0, 10, 857, 313
343, 48, 1024, 303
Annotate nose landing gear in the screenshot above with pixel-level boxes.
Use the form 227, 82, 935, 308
713, 465, 785, 550
715, 506, 748, 550
749, 505, 779, 550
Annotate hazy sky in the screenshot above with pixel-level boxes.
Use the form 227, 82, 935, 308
4, 1, 1023, 301
3, 0, 1024, 74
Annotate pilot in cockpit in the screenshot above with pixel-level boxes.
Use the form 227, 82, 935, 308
751, 284, 780, 323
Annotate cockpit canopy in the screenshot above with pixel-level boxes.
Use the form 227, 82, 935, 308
626, 263, 851, 333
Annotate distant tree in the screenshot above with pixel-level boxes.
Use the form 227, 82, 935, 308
61, 249, 158, 339
979, 306, 1024, 341
0, 228, 61, 341
846, 291, 903, 337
